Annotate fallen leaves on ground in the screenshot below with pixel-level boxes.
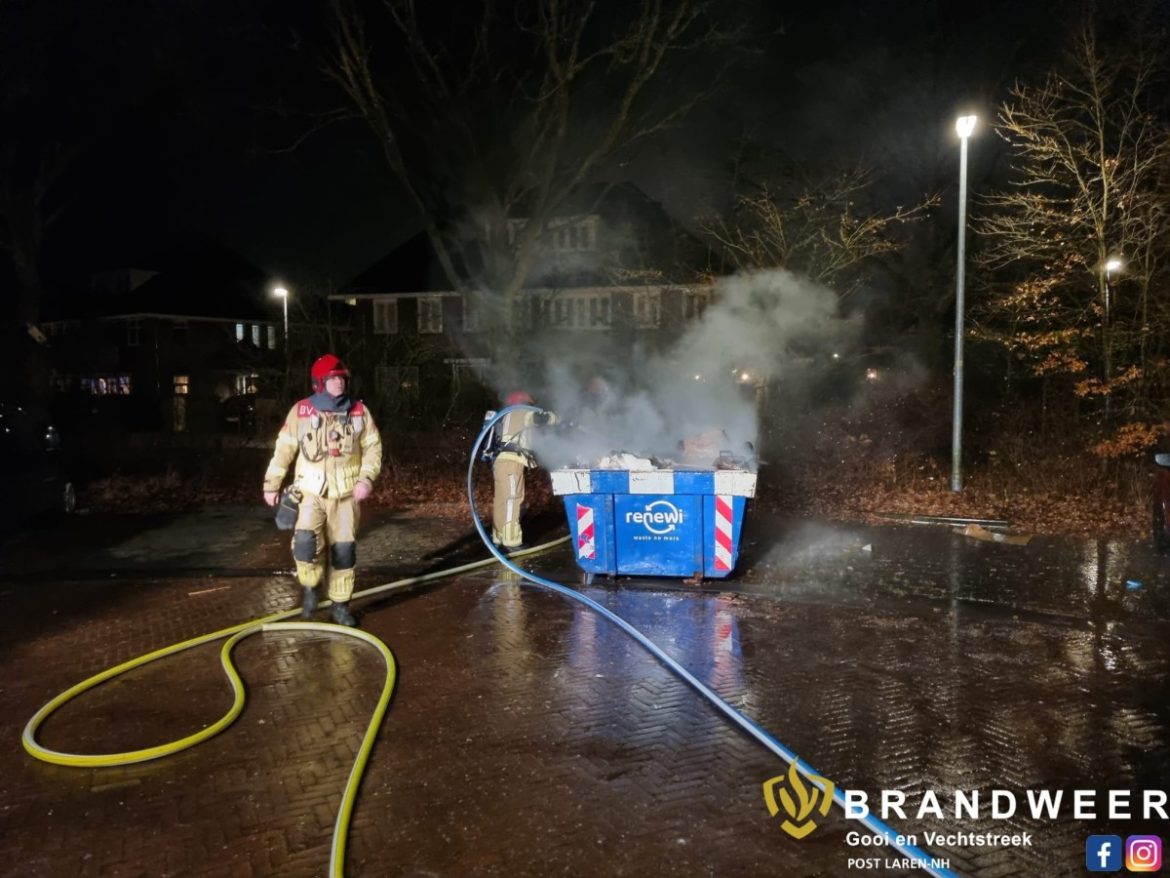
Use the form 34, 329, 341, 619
78, 437, 1151, 541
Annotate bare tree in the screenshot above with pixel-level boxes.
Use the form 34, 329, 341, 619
972, 12, 1170, 443
702, 167, 937, 296
324, 0, 742, 365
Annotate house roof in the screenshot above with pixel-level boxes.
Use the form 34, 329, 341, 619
340, 182, 710, 298
343, 230, 458, 296
44, 243, 279, 322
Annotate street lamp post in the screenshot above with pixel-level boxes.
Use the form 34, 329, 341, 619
273, 286, 289, 350
1102, 258, 1121, 419
1103, 258, 1121, 325
951, 114, 976, 492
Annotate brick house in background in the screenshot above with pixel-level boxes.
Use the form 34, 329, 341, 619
329, 184, 715, 422
42, 246, 284, 433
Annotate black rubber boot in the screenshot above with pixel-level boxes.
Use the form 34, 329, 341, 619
331, 600, 357, 627
301, 586, 319, 619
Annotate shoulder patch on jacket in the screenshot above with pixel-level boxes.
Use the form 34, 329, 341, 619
350, 400, 366, 416
296, 399, 316, 418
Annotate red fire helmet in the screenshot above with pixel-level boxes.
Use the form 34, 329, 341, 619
506, 390, 534, 406
311, 354, 350, 392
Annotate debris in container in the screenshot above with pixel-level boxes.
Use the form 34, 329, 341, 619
596, 452, 659, 470
958, 523, 1032, 546
675, 431, 757, 471
679, 429, 731, 467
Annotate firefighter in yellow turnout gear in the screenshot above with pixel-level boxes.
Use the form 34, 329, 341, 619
263, 354, 383, 626
492, 391, 557, 549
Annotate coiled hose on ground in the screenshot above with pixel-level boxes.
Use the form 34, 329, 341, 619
22, 531, 566, 877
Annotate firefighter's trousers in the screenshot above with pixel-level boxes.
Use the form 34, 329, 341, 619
291, 493, 360, 602
492, 457, 526, 548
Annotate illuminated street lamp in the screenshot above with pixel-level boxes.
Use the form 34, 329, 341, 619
273, 285, 289, 349
951, 114, 977, 492
1102, 258, 1123, 415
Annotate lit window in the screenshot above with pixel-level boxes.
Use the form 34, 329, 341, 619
373, 300, 399, 334
235, 323, 245, 342
267, 326, 276, 349
235, 373, 259, 395
173, 375, 190, 395
418, 297, 443, 334
83, 375, 132, 395
251, 325, 261, 347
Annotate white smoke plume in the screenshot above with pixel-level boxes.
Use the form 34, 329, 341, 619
524, 268, 861, 468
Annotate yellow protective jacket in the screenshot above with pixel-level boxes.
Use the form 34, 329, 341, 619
263, 399, 383, 498
495, 409, 557, 468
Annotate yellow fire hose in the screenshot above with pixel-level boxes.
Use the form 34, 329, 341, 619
22, 534, 569, 878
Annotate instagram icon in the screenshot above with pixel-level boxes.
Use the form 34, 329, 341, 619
1126, 836, 1162, 872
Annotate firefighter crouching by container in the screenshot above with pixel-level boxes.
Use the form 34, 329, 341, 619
262, 354, 383, 626
490, 390, 557, 550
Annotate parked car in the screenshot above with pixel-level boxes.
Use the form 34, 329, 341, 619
1153, 453, 1170, 552
0, 403, 75, 530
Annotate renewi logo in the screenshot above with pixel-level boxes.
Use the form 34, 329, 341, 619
763, 763, 835, 839
625, 499, 685, 535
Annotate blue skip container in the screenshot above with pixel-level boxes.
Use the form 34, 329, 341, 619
550, 468, 757, 580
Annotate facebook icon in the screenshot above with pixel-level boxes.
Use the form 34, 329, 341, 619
1086, 835, 1122, 872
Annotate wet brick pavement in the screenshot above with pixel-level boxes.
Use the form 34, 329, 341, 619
3, 505, 1170, 876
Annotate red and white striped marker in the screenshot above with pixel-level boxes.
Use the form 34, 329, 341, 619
713, 495, 734, 570
576, 503, 596, 559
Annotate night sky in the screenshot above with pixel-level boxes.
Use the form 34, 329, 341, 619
9, 0, 1073, 300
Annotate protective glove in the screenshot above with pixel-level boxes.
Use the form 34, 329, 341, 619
534, 410, 555, 425
352, 481, 372, 502
264, 490, 279, 507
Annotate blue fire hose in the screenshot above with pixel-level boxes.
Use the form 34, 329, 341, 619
473, 405, 958, 878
